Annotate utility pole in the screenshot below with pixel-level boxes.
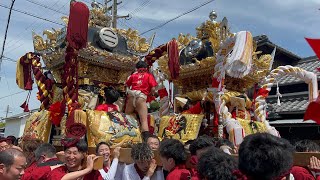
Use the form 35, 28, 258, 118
112, 0, 118, 28
5, 105, 9, 118
110, 0, 129, 28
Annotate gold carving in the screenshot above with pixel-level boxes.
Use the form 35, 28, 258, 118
116, 28, 150, 53
33, 28, 64, 52
196, 20, 233, 53
89, 7, 112, 27
177, 33, 196, 50
61, 16, 68, 25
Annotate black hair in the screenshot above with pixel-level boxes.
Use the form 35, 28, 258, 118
159, 139, 187, 165
131, 143, 154, 161
147, 135, 160, 143
95, 141, 111, 154
198, 147, 237, 180
238, 133, 294, 180
104, 87, 120, 104
0, 148, 25, 168
215, 138, 235, 149
136, 61, 148, 69
6, 136, 16, 145
189, 135, 215, 155
34, 143, 57, 160
294, 139, 320, 152
63, 138, 88, 153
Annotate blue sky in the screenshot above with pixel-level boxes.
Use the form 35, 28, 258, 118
0, 0, 319, 118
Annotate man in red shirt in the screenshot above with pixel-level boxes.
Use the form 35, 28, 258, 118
159, 139, 191, 180
22, 143, 63, 180
125, 61, 158, 141
47, 138, 97, 180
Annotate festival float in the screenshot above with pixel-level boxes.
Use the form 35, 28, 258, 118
15, 1, 319, 151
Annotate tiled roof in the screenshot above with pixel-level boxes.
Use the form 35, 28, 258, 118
254, 35, 301, 61
269, 119, 315, 125
266, 92, 309, 113
277, 56, 320, 85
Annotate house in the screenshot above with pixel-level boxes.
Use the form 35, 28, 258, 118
3, 109, 39, 138
255, 35, 320, 143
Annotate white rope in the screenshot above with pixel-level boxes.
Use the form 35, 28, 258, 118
276, 80, 282, 106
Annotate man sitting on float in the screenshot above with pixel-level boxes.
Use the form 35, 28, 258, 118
125, 61, 158, 141
96, 87, 120, 112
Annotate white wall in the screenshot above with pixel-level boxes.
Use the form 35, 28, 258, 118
4, 116, 28, 138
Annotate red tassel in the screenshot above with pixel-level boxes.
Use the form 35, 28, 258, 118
20, 91, 31, 111
168, 39, 180, 79
20, 101, 27, 109
24, 104, 29, 112
67, 2, 89, 50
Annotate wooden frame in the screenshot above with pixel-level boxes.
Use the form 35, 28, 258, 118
57, 148, 320, 168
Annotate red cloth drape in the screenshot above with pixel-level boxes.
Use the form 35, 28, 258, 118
67, 1, 89, 50
168, 39, 180, 79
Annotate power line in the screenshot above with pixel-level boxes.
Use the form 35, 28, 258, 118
1, 61, 15, 109
0, 4, 64, 26
0, 0, 16, 78
140, 0, 214, 35
2, 56, 17, 63
25, 0, 68, 15
0, 91, 26, 100
82, 0, 91, 4
5, 0, 63, 47
129, 0, 152, 17
4, 0, 65, 54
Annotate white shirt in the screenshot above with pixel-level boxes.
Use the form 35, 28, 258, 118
122, 163, 164, 180
98, 158, 120, 180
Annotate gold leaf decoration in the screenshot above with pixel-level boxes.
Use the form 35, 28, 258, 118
116, 28, 150, 53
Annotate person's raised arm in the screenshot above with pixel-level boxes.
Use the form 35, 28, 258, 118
100, 147, 121, 180
308, 156, 320, 179
61, 155, 97, 180
143, 159, 157, 180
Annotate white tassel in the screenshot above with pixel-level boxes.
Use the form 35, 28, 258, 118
276, 80, 282, 106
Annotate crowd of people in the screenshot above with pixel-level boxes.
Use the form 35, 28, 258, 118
1, 133, 320, 180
